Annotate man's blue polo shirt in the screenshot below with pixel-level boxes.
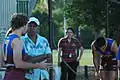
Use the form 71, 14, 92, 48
21, 34, 52, 80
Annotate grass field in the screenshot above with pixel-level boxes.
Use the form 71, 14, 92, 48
52, 49, 93, 66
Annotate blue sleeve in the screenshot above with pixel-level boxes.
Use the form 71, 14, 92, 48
44, 39, 52, 54
117, 47, 120, 60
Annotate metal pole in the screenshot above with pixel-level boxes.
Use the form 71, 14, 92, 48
84, 65, 88, 79
106, 0, 109, 37
48, 0, 53, 50
63, 0, 66, 36
48, 0, 53, 80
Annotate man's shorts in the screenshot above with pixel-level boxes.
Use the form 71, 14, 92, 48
99, 56, 117, 71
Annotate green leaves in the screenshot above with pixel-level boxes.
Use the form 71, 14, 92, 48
64, 0, 106, 31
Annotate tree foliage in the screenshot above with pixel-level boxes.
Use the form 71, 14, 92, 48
31, 0, 120, 48
64, 0, 120, 36
64, 0, 106, 31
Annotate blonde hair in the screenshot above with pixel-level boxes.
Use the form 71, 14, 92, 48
5, 27, 13, 37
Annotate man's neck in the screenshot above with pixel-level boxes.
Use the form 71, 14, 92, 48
67, 36, 72, 39
67, 37, 72, 43
12, 29, 22, 37
28, 33, 37, 44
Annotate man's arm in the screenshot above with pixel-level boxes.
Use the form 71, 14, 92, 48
12, 38, 50, 69
111, 41, 118, 56
93, 53, 100, 73
91, 44, 100, 73
0, 43, 4, 67
46, 54, 52, 63
26, 54, 48, 63
57, 38, 63, 66
27, 38, 53, 63
111, 41, 119, 70
44, 39, 52, 64
75, 38, 84, 61
58, 47, 62, 66
77, 46, 84, 61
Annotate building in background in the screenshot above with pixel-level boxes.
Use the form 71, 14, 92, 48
0, 0, 37, 42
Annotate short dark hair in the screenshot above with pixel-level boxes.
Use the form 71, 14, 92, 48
95, 37, 106, 48
66, 27, 74, 33
10, 13, 28, 30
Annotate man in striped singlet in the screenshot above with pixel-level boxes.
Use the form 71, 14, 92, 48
91, 37, 118, 80
1, 13, 51, 80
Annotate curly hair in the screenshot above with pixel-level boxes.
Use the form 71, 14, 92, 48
10, 13, 28, 30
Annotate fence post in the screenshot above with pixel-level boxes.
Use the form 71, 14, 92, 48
84, 65, 88, 79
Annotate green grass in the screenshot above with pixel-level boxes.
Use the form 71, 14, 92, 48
80, 49, 93, 66
52, 49, 93, 66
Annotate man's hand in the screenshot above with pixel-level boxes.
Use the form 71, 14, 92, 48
36, 59, 52, 70
26, 54, 47, 63
76, 57, 80, 62
95, 71, 101, 80
118, 60, 120, 70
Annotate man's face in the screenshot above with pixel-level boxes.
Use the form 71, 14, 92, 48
22, 24, 28, 35
66, 30, 73, 38
100, 44, 106, 52
27, 22, 37, 36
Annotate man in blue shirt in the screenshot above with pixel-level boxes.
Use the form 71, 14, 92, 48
91, 37, 118, 80
21, 17, 52, 80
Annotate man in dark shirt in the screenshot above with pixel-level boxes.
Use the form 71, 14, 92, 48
58, 28, 84, 80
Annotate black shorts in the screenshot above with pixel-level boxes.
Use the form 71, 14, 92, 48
99, 56, 117, 71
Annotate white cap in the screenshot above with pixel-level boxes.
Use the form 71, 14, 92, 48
28, 17, 40, 26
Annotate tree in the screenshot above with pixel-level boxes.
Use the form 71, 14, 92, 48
31, 0, 65, 47
64, 0, 120, 38
65, 0, 106, 31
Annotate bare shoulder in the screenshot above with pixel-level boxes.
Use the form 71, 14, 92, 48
59, 37, 65, 41
111, 40, 118, 51
58, 37, 66, 43
12, 38, 23, 48
91, 40, 96, 50
73, 37, 80, 42
12, 38, 22, 44
112, 40, 117, 46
